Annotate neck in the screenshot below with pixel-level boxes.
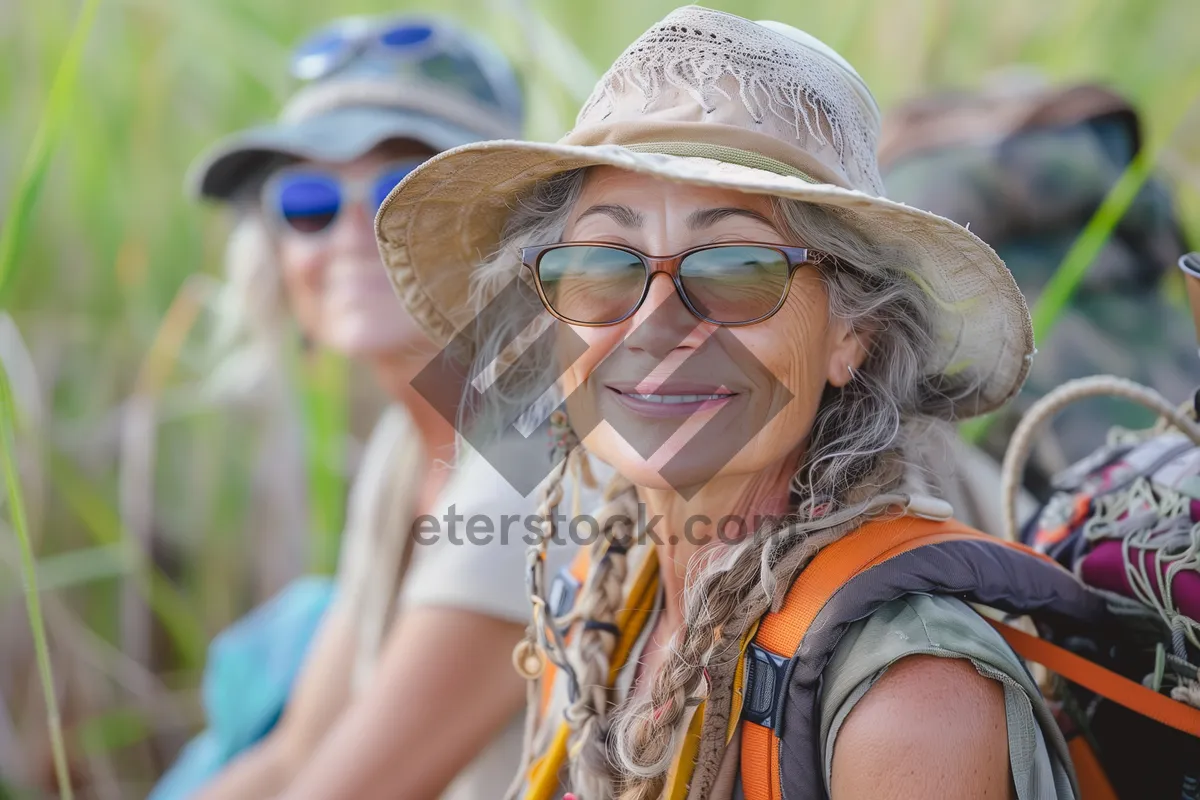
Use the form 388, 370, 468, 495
636, 455, 800, 629
369, 349, 460, 463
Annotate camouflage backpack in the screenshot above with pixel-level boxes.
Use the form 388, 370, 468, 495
880, 73, 1196, 500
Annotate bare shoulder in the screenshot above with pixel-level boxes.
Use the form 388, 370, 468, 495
829, 654, 1014, 800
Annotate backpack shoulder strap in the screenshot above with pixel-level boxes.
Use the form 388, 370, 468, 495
737, 515, 1200, 800
989, 618, 1200, 737
739, 515, 1062, 800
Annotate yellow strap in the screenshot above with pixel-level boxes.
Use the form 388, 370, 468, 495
525, 725, 570, 799
525, 549, 662, 800
608, 549, 662, 680
664, 702, 705, 800
726, 619, 761, 744
660, 617, 764, 799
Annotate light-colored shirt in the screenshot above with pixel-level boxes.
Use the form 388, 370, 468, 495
335, 405, 603, 799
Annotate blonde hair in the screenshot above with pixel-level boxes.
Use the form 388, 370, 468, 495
209, 209, 424, 682
468, 169, 977, 799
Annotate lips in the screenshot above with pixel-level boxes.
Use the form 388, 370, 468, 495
604, 382, 739, 418
620, 391, 732, 404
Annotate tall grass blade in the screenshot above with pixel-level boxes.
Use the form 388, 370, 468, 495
0, 0, 101, 305
0, 0, 103, 789
0, 364, 72, 799
299, 350, 347, 574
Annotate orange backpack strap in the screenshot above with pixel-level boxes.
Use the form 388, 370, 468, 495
989, 619, 1200, 737
738, 515, 1104, 800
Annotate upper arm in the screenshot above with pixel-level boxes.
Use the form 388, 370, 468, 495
829, 655, 1014, 800
275, 606, 528, 800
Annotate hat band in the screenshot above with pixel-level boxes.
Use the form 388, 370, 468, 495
623, 142, 816, 183
562, 119, 856, 190
281, 80, 520, 139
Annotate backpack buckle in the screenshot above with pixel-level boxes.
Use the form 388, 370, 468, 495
741, 643, 790, 730
547, 566, 581, 624
903, 493, 954, 521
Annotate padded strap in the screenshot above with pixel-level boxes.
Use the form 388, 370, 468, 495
990, 618, 1200, 737
740, 516, 1047, 800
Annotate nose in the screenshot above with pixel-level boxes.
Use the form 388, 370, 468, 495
622, 271, 708, 360
327, 198, 380, 260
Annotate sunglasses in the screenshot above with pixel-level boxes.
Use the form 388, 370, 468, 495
522, 242, 820, 327
290, 19, 510, 111
263, 160, 424, 235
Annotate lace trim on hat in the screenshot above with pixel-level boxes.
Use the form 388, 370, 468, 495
576, 7, 884, 195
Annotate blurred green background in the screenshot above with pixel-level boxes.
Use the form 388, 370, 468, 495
2, 0, 1200, 796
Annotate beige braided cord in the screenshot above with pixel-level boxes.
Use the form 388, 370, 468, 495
1000, 375, 1200, 544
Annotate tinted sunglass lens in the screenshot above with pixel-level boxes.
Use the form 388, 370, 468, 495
379, 23, 435, 49
275, 174, 341, 234
680, 246, 791, 323
371, 163, 422, 213
537, 246, 646, 324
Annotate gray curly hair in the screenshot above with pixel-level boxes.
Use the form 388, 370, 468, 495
466, 168, 975, 799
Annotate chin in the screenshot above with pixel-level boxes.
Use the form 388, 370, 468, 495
587, 436, 738, 497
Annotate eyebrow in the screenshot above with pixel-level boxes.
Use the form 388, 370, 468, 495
686, 207, 781, 233
575, 203, 645, 228
573, 204, 781, 233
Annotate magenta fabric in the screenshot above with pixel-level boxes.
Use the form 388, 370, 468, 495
1080, 540, 1200, 621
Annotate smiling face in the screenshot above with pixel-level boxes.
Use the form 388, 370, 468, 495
553, 166, 870, 495
273, 140, 436, 358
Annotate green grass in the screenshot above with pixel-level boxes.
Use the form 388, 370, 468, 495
298, 349, 348, 575
1, 0, 1199, 793
0, 365, 72, 799
1, 0, 102, 795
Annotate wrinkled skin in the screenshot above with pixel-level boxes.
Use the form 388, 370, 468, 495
549, 167, 1014, 799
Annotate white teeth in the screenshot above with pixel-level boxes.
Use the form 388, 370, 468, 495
625, 392, 730, 404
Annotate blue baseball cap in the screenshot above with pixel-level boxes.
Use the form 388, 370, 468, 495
189, 15, 525, 201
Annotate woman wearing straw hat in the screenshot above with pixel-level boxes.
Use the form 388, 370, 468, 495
153, 15, 597, 800
377, 7, 1077, 798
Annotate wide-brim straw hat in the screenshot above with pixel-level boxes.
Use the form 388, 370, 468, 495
376, 5, 1034, 420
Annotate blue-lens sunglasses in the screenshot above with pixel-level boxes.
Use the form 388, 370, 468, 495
263, 159, 424, 235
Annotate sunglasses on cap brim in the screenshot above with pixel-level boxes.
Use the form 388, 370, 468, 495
289, 18, 511, 111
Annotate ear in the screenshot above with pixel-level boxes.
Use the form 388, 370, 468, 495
825, 319, 873, 389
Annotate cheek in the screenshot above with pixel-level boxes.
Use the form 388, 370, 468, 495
729, 284, 834, 452
754, 285, 833, 398
277, 238, 325, 322
557, 324, 620, 396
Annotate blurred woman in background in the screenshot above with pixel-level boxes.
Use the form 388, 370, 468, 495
152, 15, 592, 800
